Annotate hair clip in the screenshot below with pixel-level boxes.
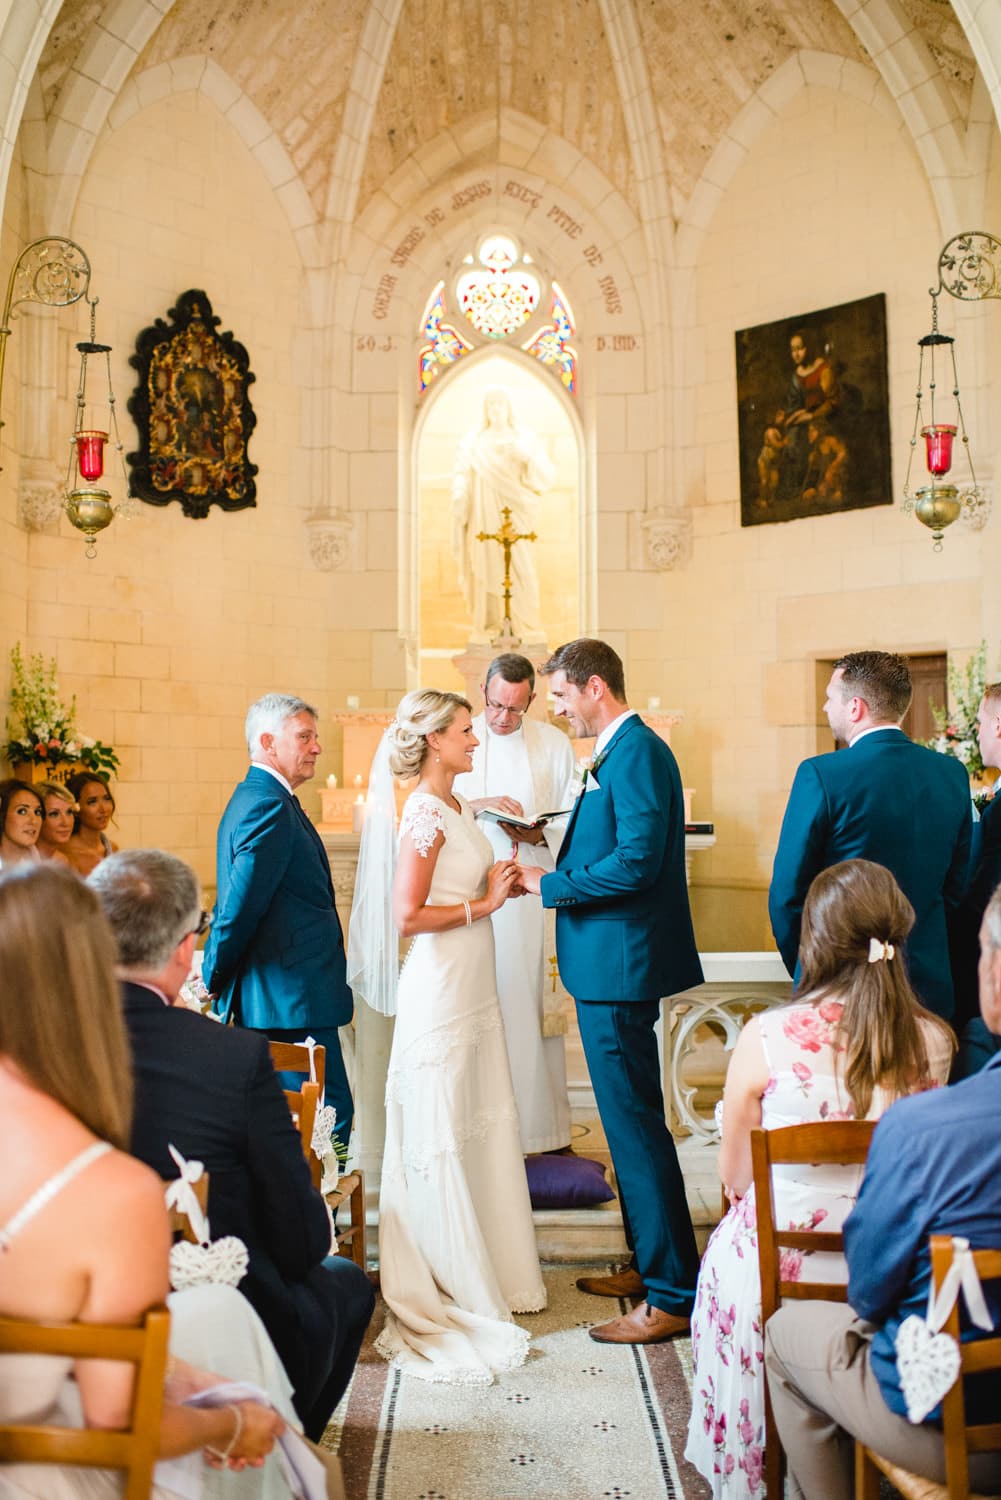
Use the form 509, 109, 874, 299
867, 937, 895, 963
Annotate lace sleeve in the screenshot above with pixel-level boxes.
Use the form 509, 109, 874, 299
399, 796, 447, 858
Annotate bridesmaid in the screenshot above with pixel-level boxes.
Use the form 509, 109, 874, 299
36, 781, 76, 868
64, 772, 119, 877
0, 780, 43, 871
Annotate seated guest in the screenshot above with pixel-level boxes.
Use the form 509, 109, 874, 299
36, 780, 76, 867
0, 863, 291, 1498
764, 883, 1001, 1500
950, 679, 1001, 1072
89, 849, 375, 1442
64, 772, 119, 877
686, 860, 954, 1498
0, 779, 44, 870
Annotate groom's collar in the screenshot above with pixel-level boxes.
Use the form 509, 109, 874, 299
593, 708, 639, 759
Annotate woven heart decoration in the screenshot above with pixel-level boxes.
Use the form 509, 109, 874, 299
895, 1314, 961, 1423
169, 1235, 249, 1291
311, 1103, 338, 1159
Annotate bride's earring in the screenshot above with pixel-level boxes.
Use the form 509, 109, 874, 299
435, 752, 440, 763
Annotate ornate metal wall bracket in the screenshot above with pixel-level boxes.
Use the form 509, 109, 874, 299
0, 237, 92, 458
933, 231, 1001, 301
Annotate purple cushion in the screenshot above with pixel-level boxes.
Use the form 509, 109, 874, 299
525, 1153, 615, 1210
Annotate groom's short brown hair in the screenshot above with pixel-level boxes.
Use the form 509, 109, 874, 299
541, 638, 626, 700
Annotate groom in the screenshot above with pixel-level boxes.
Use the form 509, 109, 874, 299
516, 638, 703, 1343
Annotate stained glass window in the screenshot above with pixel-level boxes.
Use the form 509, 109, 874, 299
456, 235, 541, 339
418, 282, 472, 393
523, 282, 578, 395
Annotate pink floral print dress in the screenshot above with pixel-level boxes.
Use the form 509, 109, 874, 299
684, 999, 951, 1497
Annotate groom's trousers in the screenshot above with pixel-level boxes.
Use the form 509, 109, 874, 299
576, 995, 700, 1317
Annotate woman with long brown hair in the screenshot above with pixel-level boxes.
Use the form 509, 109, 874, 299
685, 859, 954, 1498
63, 772, 118, 877
0, 863, 301, 1499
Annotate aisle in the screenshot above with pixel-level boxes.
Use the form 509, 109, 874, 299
323, 1264, 711, 1500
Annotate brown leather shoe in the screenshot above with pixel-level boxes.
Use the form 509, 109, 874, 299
588, 1300, 691, 1345
575, 1267, 646, 1298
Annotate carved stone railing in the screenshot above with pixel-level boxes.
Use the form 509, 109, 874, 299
664, 953, 792, 1141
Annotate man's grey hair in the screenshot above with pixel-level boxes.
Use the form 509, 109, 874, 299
484, 653, 535, 692
89, 850, 201, 971
983, 884, 1001, 957
245, 693, 318, 758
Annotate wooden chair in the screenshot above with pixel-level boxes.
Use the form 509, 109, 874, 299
165, 1168, 209, 1243
269, 1040, 326, 1190
855, 1236, 1001, 1500
751, 1119, 877, 1498
0, 1305, 170, 1500
267, 1040, 367, 1269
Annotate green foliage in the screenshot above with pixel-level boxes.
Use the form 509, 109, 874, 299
4, 644, 118, 778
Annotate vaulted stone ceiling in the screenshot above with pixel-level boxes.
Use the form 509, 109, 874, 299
36, 0, 980, 226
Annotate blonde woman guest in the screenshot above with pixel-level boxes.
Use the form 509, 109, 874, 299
0, 864, 302, 1500
0, 780, 44, 870
348, 689, 546, 1385
685, 860, 955, 1499
64, 772, 119, 877
36, 781, 76, 867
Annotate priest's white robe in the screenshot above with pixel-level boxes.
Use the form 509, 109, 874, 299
454, 713, 576, 1153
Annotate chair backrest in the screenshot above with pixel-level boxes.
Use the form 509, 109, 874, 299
751, 1119, 877, 1498
269, 1041, 326, 1191
164, 1169, 209, 1244
932, 1235, 1001, 1496
268, 1040, 326, 1097
0, 1305, 170, 1500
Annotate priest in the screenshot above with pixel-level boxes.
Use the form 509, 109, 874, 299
455, 652, 576, 1153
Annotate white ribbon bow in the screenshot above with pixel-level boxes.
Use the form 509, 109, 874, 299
164, 1144, 210, 1245
896, 1236, 994, 1424
867, 938, 895, 963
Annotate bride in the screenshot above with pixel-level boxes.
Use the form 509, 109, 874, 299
348, 689, 546, 1383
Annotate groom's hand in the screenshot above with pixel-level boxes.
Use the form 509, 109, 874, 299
514, 865, 544, 895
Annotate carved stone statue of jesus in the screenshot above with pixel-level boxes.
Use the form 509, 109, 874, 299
450, 386, 554, 642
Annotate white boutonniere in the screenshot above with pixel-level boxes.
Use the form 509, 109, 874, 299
573, 751, 605, 797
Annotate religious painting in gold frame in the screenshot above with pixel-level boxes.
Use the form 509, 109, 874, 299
127, 289, 258, 519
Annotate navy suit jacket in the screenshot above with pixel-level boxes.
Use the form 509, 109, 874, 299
122, 982, 335, 1403
949, 794, 1001, 1028
844, 1052, 1001, 1422
203, 766, 352, 1030
769, 729, 972, 1017
541, 714, 703, 1002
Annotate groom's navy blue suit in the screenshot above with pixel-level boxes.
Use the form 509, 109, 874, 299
203, 764, 355, 1141
541, 713, 703, 1317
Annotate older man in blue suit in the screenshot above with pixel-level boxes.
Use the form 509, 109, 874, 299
769, 651, 971, 1019
203, 692, 354, 1146
517, 638, 703, 1345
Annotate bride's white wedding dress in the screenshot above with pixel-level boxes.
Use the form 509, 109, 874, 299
375, 790, 546, 1383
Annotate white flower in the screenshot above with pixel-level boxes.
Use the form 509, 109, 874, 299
955, 739, 975, 766
36, 722, 50, 740
79, 734, 95, 748
64, 740, 79, 756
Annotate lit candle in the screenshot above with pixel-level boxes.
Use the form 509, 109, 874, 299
347, 695, 360, 710
326, 772, 338, 789
647, 696, 661, 711
353, 774, 363, 790
352, 794, 366, 834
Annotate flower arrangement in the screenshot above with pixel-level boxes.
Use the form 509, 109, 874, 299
926, 642, 995, 780
4, 644, 119, 779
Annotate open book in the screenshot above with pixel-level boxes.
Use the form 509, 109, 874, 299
476, 805, 573, 831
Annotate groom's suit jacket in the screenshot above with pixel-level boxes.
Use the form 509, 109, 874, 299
203, 765, 353, 1030
541, 714, 703, 1001
769, 728, 971, 1018
949, 792, 1001, 1029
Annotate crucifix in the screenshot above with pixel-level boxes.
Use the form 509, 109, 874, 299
476, 504, 537, 643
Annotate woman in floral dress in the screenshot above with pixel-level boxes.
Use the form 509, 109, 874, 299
685, 860, 954, 1497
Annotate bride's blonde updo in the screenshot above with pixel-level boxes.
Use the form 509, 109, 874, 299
387, 689, 472, 779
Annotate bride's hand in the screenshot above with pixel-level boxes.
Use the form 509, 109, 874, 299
484, 860, 520, 913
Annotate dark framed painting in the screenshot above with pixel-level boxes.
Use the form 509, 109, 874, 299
127, 289, 257, 519
735, 292, 890, 528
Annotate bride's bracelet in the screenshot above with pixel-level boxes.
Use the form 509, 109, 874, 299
461, 899, 472, 927
206, 1402, 244, 1463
